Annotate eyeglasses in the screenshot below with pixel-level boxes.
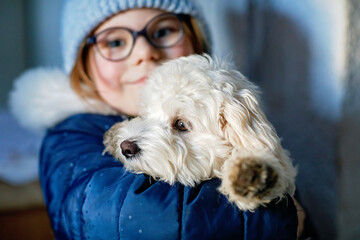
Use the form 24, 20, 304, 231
86, 13, 187, 61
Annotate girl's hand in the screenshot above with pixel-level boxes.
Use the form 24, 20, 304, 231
293, 197, 306, 239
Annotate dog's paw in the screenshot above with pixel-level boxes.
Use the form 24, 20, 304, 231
231, 160, 278, 199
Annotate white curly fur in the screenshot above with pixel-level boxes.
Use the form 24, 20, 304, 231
104, 54, 296, 211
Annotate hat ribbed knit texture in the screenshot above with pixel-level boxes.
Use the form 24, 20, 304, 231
61, 0, 208, 73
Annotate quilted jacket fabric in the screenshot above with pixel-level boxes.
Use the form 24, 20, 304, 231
40, 113, 298, 240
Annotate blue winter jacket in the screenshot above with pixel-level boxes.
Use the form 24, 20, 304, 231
39, 113, 298, 240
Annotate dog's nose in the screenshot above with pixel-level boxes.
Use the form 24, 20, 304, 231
120, 140, 140, 159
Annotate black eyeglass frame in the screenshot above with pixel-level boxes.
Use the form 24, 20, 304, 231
86, 13, 188, 61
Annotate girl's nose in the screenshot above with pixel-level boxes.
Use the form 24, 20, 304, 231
129, 36, 160, 65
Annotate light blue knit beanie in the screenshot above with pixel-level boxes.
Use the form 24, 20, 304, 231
61, 0, 210, 73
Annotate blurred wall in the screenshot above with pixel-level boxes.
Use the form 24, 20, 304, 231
338, 0, 360, 239
0, 0, 62, 108
0, 0, 26, 107
24, 0, 62, 68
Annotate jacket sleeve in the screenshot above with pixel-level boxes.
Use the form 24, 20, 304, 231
39, 113, 298, 240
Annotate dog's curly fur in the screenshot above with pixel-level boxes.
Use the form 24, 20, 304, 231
104, 54, 296, 211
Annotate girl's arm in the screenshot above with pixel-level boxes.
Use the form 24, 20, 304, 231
40, 113, 298, 240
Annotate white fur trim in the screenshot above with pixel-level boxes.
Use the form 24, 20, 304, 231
9, 67, 117, 133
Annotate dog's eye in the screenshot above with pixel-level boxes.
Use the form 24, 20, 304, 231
174, 119, 188, 132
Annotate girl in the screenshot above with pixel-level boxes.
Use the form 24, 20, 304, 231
11, 0, 300, 239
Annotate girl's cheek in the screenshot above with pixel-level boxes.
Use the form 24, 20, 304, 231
164, 36, 195, 59
93, 54, 124, 87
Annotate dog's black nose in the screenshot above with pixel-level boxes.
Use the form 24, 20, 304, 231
120, 140, 140, 159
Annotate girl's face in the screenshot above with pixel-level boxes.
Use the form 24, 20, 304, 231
87, 9, 195, 116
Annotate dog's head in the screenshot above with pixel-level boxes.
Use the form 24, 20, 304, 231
104, 54, 282, 186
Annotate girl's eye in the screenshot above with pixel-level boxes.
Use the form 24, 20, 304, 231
153, 27, 173, 39
174, 119, 188, 132
107, 39, 126, 48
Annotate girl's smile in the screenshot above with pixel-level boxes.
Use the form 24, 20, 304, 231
87, 9, 194, 116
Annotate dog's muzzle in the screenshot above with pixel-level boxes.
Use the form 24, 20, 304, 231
120, 140, 141, 159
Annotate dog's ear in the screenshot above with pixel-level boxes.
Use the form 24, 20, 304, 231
219, 86, 297, 203
220, 88, 281, 154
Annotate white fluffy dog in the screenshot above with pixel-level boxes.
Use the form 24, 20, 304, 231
104, 54, 296, 211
